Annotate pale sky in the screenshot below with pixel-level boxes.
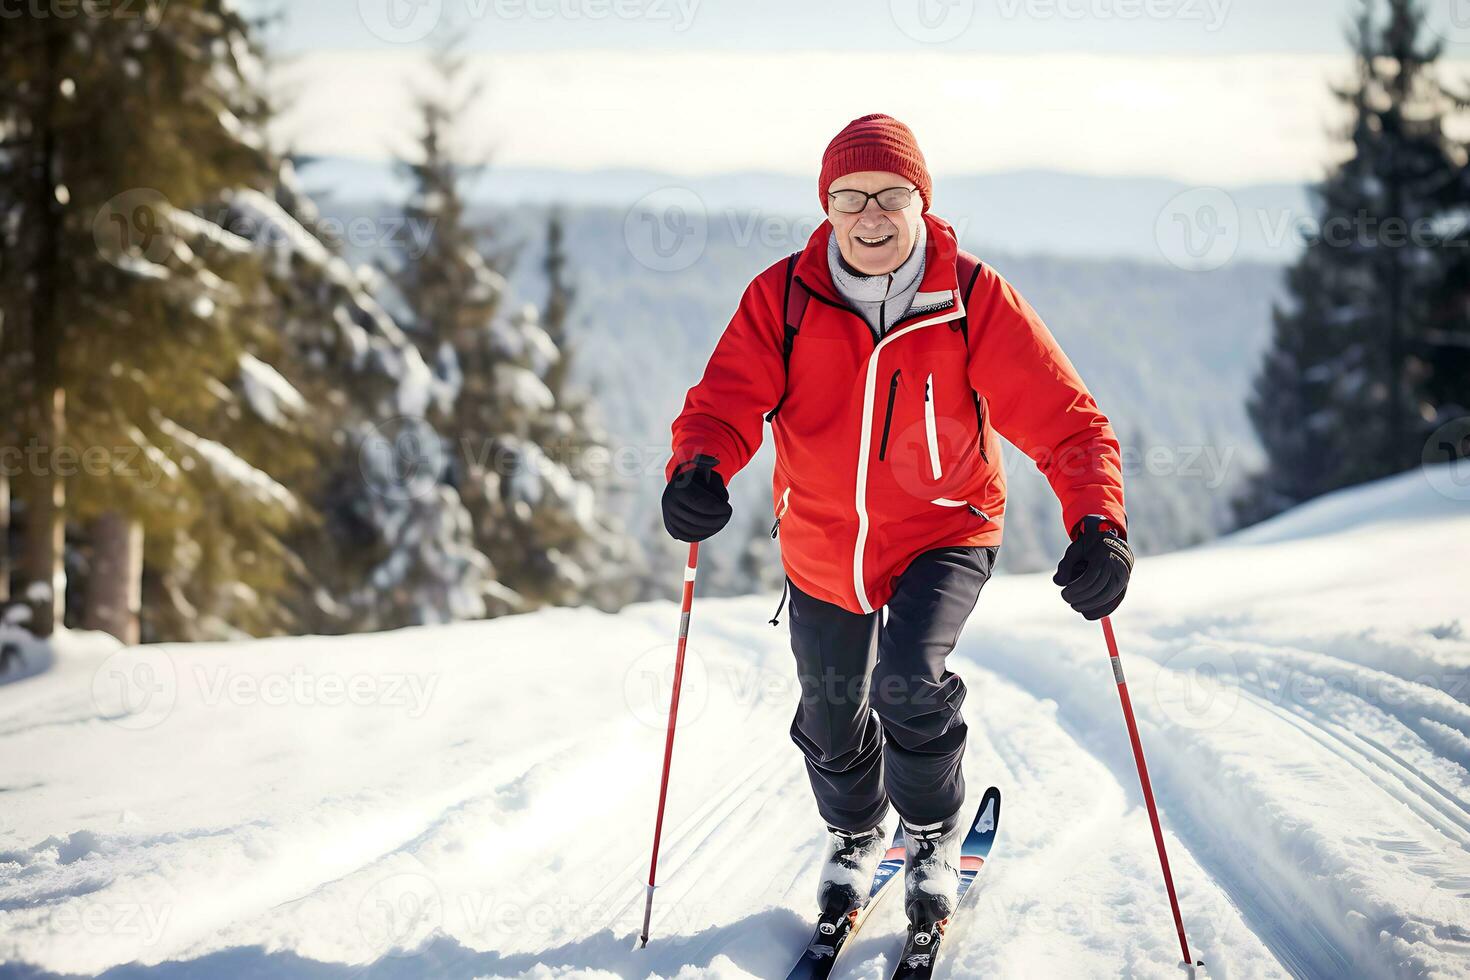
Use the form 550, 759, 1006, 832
255, 0, 1444, 54
259, 0, 1470, 184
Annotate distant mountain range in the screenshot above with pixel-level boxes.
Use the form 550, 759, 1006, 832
297, 157, 1313, 266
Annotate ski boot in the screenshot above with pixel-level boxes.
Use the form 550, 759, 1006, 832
900, 807, 966, 944
815, 822, 888, 925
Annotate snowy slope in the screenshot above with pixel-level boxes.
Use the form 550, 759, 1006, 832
2, 464, 1468, 979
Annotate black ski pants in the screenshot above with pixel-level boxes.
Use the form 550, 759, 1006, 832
786, 546, 998, 833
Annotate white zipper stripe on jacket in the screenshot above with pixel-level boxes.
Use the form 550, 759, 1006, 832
924, 372, 942, 480
852, 298, 967, 614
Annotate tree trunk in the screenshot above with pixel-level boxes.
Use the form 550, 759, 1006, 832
0, 473, 10, 603
21, 22, 67, 638
22, 390, 65, 637
83, 512, 143, 645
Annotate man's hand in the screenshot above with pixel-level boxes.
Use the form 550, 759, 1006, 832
1053, 516, 1133, 620
661, 454, 732, 542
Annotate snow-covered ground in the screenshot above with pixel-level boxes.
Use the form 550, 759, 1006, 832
2, 464, 1469, 979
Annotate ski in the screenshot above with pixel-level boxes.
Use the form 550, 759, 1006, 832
786, 823, 907, 980
889, 786, 1003, 979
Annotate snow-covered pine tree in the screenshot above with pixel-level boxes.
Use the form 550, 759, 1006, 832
523, 209, 641, 610
390, 41, 635, 613
218, 162, 498, 631
0, 1, 317, 640
1236, 0, 1470, 525
540, 210, 576, 404
384, 35, 527, 616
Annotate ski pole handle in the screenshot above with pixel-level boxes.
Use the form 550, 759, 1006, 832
1102, 616, 1199, 967
638, 541, 700, 948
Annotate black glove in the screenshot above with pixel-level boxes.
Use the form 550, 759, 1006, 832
1053, 515, 1133, 621
661, 454, 732, 542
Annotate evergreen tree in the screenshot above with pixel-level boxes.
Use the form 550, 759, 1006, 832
527, 209, 641, 609
220, 164, 494, 631
541, 209, 576, 402
0, 1, 314, 639
0, 8, 644, 638
391, 42, 636, 613
378, 34, 526, 619
1237, 0, 1470, 524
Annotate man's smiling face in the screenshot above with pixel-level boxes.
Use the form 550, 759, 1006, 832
826, 170, 923, 276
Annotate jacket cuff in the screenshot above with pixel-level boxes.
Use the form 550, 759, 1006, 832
1069, 513, 1128, 541
666, 444, 734, 485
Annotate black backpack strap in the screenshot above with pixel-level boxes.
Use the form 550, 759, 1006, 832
764, 251, 808, 423
950, 251, 984, 346
951, 252, 990, 462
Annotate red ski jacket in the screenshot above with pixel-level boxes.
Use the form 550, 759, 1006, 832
666, 212, 1126, 615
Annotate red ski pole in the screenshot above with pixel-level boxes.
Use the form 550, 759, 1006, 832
1101, 615, 1202, 968
637, 541, 699, 948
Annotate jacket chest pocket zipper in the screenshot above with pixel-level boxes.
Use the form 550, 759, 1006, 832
770, 485, 792, 538
974, 394, 989, 464
878, 369, 901, 461
924, 373, 943, 480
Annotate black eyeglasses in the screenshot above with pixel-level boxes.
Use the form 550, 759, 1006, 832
827, 186, 916, 214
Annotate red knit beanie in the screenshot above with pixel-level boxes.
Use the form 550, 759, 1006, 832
819, 114, 932, 213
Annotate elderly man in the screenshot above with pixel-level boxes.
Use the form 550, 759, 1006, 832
661, 114, 1131, 955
